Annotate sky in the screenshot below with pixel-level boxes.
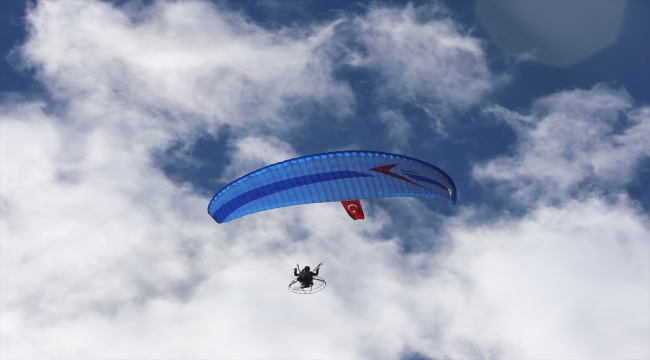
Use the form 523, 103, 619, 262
0, 0, 649, 359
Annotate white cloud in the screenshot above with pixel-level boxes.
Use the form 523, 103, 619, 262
0, 102, 214, 315
4, 99, 647, 359
459, 84, 650, 358
474, 85, 650, 204
16, 0, 501, 145
220, 135, 297, 182
342, 4, 504, 133
18, 0, 354, 142
437, 196, 650, 359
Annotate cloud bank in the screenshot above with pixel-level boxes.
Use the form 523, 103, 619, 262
1, 1, 648, 359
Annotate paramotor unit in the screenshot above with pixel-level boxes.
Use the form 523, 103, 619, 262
289, 264, 326, 295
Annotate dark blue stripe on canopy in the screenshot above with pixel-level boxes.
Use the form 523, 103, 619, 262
213, 170, 373, 223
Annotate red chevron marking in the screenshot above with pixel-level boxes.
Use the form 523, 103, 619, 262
369, 164, 425, 189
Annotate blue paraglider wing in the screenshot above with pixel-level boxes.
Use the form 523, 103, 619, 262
208, 151, 456, 223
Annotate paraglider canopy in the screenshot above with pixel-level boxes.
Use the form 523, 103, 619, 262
208, 150, 456, 223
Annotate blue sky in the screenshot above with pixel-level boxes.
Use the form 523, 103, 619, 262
1, 0, 649, 359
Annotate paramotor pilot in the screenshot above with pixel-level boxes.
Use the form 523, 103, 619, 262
294, 265, 320, 288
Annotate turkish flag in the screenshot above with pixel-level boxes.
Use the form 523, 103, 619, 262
341, 200, 365, 220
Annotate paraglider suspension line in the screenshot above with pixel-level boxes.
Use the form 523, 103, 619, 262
260, 228, 297, 264
281, 207, 299, 264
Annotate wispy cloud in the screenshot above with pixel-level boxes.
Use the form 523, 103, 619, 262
220, 135, 297, 181
474, 85, 650, 205
339, 3, 504, 134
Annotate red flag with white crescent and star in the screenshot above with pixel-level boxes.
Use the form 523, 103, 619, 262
341, 200, 365, 220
